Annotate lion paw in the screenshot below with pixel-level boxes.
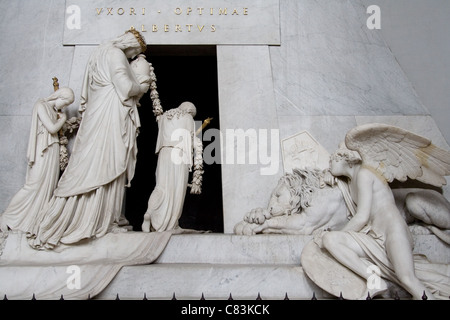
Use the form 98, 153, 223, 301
244, 207, 270, 224
234, 221, 263, 235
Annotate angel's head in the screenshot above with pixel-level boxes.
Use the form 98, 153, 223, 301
329, 144, 362, 177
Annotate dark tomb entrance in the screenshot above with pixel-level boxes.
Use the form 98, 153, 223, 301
125, 45, 224, 233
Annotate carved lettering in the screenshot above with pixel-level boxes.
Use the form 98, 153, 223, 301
91, 6, 253, 35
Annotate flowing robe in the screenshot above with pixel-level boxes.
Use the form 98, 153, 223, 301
28, 45, 142, 249
147, 111, 194, 231
347, 226, 450, 299
0, 100, 60, 233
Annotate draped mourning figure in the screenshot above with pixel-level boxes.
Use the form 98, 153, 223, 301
0, 88, 74, 233
142, 102, 201, 232
28, 30, 149, 250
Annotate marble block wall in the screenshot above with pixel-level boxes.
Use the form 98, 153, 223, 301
0, 0, 449, 233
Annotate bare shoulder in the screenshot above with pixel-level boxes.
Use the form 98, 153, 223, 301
356, 166, 377, 184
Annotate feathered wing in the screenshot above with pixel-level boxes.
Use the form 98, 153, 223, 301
345, 123, 450, 187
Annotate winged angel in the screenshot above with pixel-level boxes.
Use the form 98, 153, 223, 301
311, 123, 450, 300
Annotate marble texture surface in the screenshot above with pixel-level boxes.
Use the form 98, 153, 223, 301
156, 234, 309, 265
155, 234, 449, 265
0, 1, 74, 116
97, 233, 448, 299
270, 0, 429, 117
277, 116, 357, 155
0, 117, 30, 206
217, 45, 281, 233
97, 263, 321, 300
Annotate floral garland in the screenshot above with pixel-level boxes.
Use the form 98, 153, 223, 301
148, 63, 163, 120
59, 116, 81, 171
190, 136, 204, 194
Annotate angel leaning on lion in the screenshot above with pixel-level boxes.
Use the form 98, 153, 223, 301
235, 124, 450, 299
234, 123, 450, 244
234, 123, 450, 299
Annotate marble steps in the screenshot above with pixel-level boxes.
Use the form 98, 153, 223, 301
95, 233, 448, 300
98, 234, 321, 300
96, 263, 323, 300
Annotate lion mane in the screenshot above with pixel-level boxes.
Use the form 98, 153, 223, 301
277, 168, 324, 215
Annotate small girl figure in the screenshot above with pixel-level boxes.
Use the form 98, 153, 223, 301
0, 87, 74, 233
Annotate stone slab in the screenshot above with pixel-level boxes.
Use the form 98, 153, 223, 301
97, 233, 448, 300
217, 45, 281, 233
63, 0, 280, 45
270, 0, 428, 116
155, 234, 449, 265
96, 263, 323, 300
156, 234, 310, 265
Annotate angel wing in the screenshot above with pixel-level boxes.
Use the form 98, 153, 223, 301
345, 123, 450, 187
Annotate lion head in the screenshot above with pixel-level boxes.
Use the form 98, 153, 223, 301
268, 168, 323, 216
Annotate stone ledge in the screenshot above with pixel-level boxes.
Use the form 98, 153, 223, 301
96, 263, 324, 300
155, 233, 449, 265
95, 233, 448, 300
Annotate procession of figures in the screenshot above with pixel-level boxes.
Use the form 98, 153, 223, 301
0, 29, 449, 300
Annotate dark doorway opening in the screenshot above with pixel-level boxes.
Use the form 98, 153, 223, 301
125, 45, 224, 233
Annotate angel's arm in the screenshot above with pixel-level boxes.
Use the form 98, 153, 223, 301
341, 169, 373, 232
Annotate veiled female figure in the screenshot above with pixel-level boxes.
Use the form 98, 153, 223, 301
28, 30, 149, 249
0, 87, 74, 233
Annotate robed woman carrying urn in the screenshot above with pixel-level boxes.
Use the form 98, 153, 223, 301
28, 30, 149, 249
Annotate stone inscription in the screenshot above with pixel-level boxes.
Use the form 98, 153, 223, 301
64, 0, 280, 45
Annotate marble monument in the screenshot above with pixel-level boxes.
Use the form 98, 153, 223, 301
0, 0, 449, 300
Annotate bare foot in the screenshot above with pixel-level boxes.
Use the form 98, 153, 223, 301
142, 213, 151, 233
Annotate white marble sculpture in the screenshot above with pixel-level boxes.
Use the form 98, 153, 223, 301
27, 29, 150, 250
142, 102, 202, 232
234, 167, 450, 242
303, 123, 450, 300
0, 87, 74, 234
130, 53, 152, 106
281, 131, 331, 173
234, 168, 350, 235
